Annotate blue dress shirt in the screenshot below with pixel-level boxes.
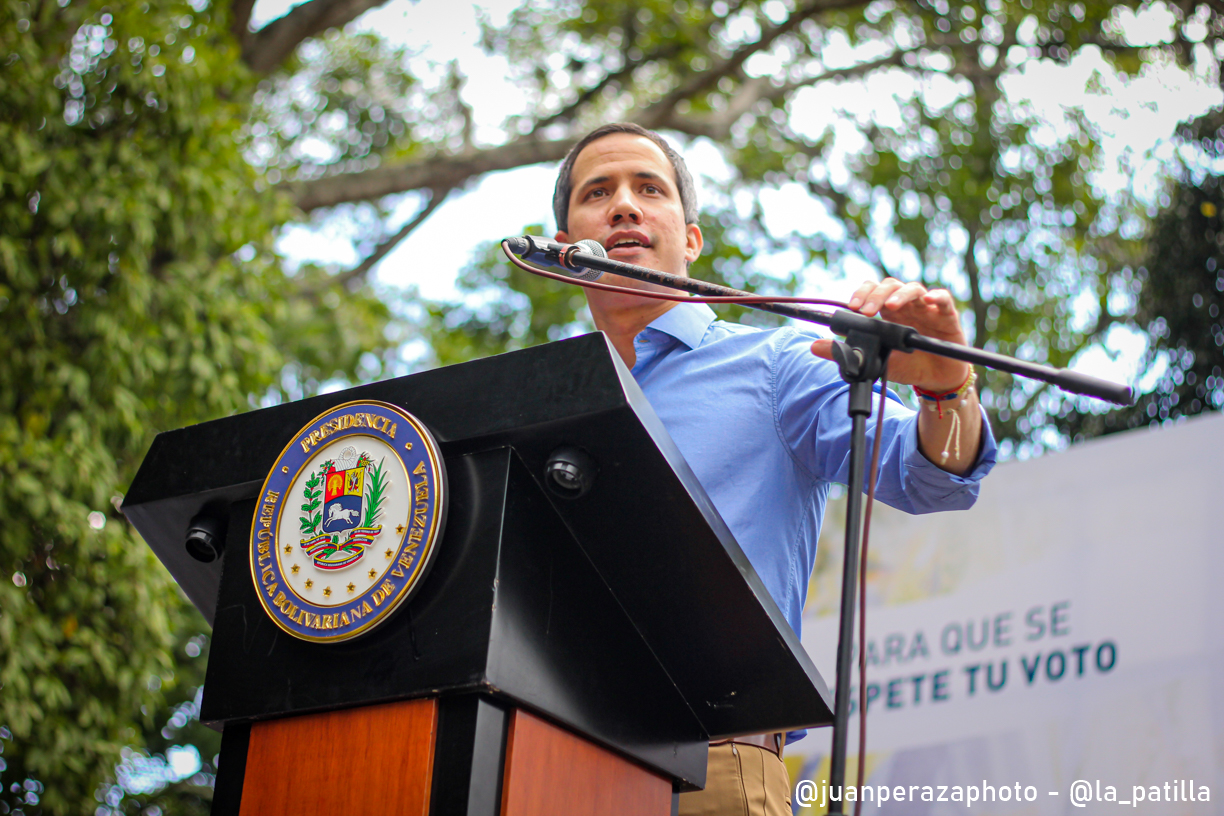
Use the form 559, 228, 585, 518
629, 302, 998, 640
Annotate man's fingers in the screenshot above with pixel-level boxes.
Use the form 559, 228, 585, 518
856, 278, 906, 316
846, 280, 877, 311
882, 281, 929, 311
923, 288, 957, 315
810, 338, 834, 360
846, 281, 965, 346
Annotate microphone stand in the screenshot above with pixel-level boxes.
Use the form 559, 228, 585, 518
514, 243, 1133, 814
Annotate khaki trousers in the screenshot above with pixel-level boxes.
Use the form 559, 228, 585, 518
677, 743, 792, 816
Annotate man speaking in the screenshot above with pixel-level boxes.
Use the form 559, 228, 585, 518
550, 123, 997, 816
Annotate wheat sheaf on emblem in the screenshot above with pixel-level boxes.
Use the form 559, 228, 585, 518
297, 446, 388, 570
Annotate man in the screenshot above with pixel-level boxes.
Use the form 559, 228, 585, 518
552, 123, 997, 816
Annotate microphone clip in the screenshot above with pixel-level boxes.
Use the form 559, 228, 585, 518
507, 235, 604, 281
515, 235, 582, 269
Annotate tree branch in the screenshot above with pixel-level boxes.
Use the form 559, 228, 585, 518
241, 0, 393, 74
230, 0, 256, 42
532, 42, 687, 131
294, 48, 905, 215
655, 49, 930, 139
663, 23, 1147, 138
303, 187, 453, 295
449, 64, 476, 154
801, 178, 893, 272
288, 43, 923, 213
638, 0, 871, 128
288, 138, 574, 212
283, 3, 1150, 216
962, 216, 988, 350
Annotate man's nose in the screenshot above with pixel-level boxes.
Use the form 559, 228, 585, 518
608, 187, 643, 224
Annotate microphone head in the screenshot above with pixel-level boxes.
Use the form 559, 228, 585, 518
568, 240, 606, 281
575, 239, 606, 257
504, 235, 531, 257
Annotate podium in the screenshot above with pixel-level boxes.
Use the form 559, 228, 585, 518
123, 333, 833, 815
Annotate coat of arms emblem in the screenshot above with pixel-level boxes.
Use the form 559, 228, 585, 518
249, 400, 447, 642
299, 448, 385, 570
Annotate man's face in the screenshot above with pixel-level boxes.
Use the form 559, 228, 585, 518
556, 133, 702, 282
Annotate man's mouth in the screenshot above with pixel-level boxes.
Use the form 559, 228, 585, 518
605, 233, 651, 252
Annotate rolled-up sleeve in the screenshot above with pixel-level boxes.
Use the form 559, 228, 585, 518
773, 330, 998, 515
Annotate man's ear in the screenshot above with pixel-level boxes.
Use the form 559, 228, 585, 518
684, 223, 704, 264
555, 230, 570, 243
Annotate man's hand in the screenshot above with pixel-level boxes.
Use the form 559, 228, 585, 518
811, 278, 984, 475
810, 278, 971, 392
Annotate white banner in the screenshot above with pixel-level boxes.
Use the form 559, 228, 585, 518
789, 413, 1224, 815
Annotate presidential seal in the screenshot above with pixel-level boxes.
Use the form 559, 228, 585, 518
249, 400, 447, 642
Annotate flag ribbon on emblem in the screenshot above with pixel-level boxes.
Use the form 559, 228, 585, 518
347, 526, 382, 548
298, 526, 383, 571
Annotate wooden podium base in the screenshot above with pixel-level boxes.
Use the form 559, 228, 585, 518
213, 696, 674, 816
501, 709, 671, 816
239, 698, 439, 816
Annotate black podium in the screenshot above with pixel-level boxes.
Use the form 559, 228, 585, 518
123, 333, 833, 816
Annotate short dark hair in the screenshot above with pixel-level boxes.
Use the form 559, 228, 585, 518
553, 123, 699, 233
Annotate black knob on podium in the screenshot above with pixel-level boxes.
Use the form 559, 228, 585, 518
544, 446, 597, 499
185, 511, 227, 563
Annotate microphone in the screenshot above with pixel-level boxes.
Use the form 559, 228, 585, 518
506, 234, 699, 291
508, 233, 749, 302
504, 235, 604, 281
509, 233, 722, 296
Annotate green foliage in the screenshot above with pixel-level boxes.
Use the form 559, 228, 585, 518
1127, 177, 1224, 415
230, 0, 1220, 454
363, 458, 388, 527
92, 614, 219, 816
1057, 129, 1224, 437
486, 0, 725, 130
718, 0, 1154, 449
246, 29, 423, 184
420, 225, 596, 367
263, 263, 401, 403
0, 0, 400, 812
474, 0, 1194, 449
300, 469, 323, 536
689, 204, 803, 327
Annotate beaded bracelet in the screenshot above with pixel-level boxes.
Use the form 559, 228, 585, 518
913, 369, 977, 420
913, 369, 977, 465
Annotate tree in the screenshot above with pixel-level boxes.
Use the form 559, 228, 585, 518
1057, 112, 1224, 438
0, 1, 397, 812
33, 0, 1185, 450
391, 0, 1202, 455
239, 0, 1213, 450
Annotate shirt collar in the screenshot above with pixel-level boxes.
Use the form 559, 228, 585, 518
643, 301, 717, 350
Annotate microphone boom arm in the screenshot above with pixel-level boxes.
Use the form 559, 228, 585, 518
543, 241, 1133, 406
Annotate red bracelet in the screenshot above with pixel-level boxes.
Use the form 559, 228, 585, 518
913, 370, 976, 419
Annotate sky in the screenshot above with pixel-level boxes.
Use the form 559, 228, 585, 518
252, 0, 1222, 391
